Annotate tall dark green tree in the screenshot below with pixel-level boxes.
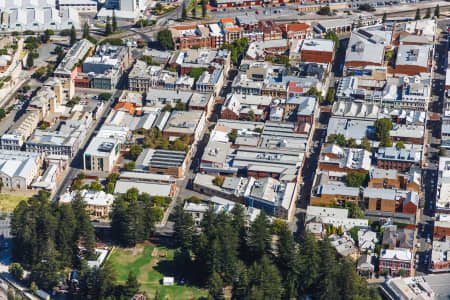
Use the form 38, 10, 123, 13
70, 25, 77, 45
105, 16, 112, 36
124, 271, 140, 298
202, 0, 207, 18
297, 231, 320, 295
425, 7, 431, 18
276, 224, 300, 299
230, 204, 248, 260
83, 22, 90, 39
72, 192, 96, 260
112, 10, 118, 33
248, 256, 283, 300
382, 12, 387, 23
192, 6, 196, 17
27, 52, 34, 69
173, 205, 195, 250
181, 2, 187, 19
247, 211, 271, 262
435, 4, 440, 18
315, 239, 340, 300
157, 29, 174, 50
415, 8, 421, 20
208, 272, 225, 300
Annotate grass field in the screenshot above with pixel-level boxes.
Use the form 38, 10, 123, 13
109, 244, 207, 299
0, 194, 28, 212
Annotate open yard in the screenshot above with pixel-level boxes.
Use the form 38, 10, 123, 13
109, 244, 207, 299
0, 194, 28, 212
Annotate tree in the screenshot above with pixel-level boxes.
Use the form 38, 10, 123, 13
334, 134, 347, 147
380, 138, 393, 148
347, 138, 358, 148
358, 3, 375, 11
189, 67, 207, 80
209, 272, 225, 299
247, 110, 255, 121
248, 211, 271, 262
124, 271, 140, 298
382, 12, 387, 23
375, 118, 393, 141
213, 176, 224, 187
192, 5, 197, 17
0, 109, 6, 120
173, 205, 195, 250
317, 6, 331, 15
396, 141, 405, 149
326, 88, 335, 105
276, 225, 300, 299
440, 147, 447, 156
435, 4, 440, 18
112, 9, 118, 33
325, 30, 339, 49
83, 22, 90, 39
129, 144, 143, 161
228, 129, 238, 143
202, 0, 207, 18
30, 281, 38, 294
345, 171, 367, 187
90, 180, 103, 191
182, 2, 187, 19
248, 256, 283, 300
98, 93, 112, 101
70, 25, 76, 46
124, 161, 136, 171
27, 52, 34, 69
9, 263, 24, 281
425, 7, 431, 18
157, 29, 174, 50
415, 8, 421, 20
360, 137, 371, 151
105, 16, 112, 36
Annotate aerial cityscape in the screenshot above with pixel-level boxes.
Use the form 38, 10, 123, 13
0, 0, 448, 299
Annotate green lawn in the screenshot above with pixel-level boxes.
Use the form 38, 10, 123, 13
109, 245, 207, 299
0, 194, 28, 212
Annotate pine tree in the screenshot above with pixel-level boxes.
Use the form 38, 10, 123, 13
425, 7, 431, 18
181, 3, 187, 20
173, 205, 195, 250
230, 204, 248, 260
382, 12, 387, 23
435, 4, 440, 18
248, 256, 283, 300
276, 225, 299, 299
27, 52, 34, 69
83, 22, 90, 39
202, 0, 207, 18
105, 16, 112, 36
192, 6, 196, 18
415, 8, 421, 20
98, 260, 117, 299
70, 25, 76, 45
315, 239, 340, 300
124, 271, 140, 298
112, 10, 118, 33
297, 231, 320, 294
247, 211, 271, 262
209, 272, 225, 300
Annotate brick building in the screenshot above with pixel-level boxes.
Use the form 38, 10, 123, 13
376, 147, 422, 172
379, 248, 413, 277
300, 39, 335, 64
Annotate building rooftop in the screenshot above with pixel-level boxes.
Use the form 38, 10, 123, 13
114, 180, 173, 196
396, 44, 431, 69
301, 39, 334, 53
85, 136, 119, 158
163, 110, 204, 135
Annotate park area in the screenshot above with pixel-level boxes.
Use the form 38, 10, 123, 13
0, 194, 28, 212
109, 243, 207, 299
